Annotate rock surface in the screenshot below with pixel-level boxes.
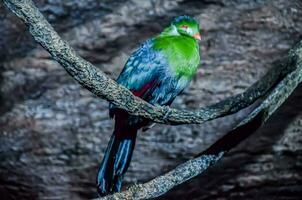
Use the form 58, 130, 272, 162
0, 0, 301, 199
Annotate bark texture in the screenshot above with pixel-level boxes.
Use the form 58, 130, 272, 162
101, 37, 302, 199
3, 0, 290, 125
0, 0, 302, 199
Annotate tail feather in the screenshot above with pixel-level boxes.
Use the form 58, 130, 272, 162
97, 123, 137, 196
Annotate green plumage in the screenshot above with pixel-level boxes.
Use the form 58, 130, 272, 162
153, 35, 200, 78
97, 15, 201, 196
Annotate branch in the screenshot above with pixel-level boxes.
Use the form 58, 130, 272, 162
2, 0, 296, 125
100, 152, 225, 200
99, 42, 302, 200
3, 0, 302, 199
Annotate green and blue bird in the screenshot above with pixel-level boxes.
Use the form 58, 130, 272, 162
97, 16, 201, 196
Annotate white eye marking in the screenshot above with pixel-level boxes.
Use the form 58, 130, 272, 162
180, 25, 193, 34
187, 28, 193, 34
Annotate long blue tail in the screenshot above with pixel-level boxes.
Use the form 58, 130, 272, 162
97, 120, 137, 196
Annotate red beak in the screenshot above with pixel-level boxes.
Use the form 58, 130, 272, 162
193, 33, 202, 41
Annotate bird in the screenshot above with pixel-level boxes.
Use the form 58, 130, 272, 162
96, 15, 201, 196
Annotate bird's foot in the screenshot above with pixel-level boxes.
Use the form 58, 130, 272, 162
163, 106, 172, 122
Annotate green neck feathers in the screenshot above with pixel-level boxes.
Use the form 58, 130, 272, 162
153, 26, 200, 78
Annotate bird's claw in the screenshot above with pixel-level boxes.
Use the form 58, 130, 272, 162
163, 106, 172, 121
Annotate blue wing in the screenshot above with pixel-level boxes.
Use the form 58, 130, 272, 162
116, 39, 164, 96
110, 39, 190, 118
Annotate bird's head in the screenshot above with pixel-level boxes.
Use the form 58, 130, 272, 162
168, 15, 201, 40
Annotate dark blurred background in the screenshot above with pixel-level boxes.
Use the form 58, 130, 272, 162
0, 0, 302, 199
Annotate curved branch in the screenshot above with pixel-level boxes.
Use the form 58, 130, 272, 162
99, 42, 302, 200
100, 152, 225, 200
3, 0, 296, 125
4, 0, 302, 199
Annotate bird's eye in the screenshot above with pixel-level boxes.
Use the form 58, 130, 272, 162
181, 25, 188, 30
